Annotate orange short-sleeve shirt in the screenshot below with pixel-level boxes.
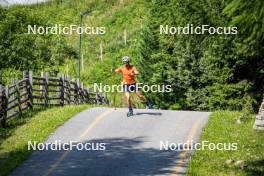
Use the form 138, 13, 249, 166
117, 65, 137, 85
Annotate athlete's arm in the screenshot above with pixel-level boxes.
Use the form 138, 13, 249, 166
132, 67, 139, 75
111, 67, 122, 74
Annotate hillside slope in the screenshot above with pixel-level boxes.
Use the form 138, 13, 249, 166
1, 0, 149, 107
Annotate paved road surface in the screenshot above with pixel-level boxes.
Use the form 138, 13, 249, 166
11, 107, 211, 176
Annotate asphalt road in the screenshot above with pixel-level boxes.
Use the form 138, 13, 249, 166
11, 107, 211, 176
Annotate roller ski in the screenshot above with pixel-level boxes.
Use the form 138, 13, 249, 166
146, 101, 158, 109
127, 110, 133, 117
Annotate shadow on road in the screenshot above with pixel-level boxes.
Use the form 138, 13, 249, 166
135, 112, 162, 116
12, 137, 186, 176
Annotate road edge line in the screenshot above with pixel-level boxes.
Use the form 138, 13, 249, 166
171, 117, 204, 176
43, 108, 114, 176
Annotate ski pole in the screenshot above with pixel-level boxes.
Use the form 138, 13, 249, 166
111, 69, 117, 110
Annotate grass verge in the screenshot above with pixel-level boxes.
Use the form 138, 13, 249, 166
187, 111, 264, 175
0, 104, 92, 176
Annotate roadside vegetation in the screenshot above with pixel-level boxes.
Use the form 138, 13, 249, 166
0, 104, 92, 176
0, 0, 263, 175
0, 1, 148, 174
0, 0, 262, 111
187, 111, 264, 175
140, 0, 263, 111
0, 0, 148, 106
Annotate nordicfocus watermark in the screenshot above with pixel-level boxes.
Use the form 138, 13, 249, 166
160, 24, 237, 35
93, 83, 172, 93
27, 24, 105, 35
28, 140, 106, 151
160, 140, 238, 151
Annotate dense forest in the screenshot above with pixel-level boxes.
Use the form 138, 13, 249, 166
0, 0, 263, 112
138, 0, 264, 111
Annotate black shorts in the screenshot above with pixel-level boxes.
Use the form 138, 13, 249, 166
123, 83, 139, 92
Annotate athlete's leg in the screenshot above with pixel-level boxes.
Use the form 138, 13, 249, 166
135, 91, 147, 103
135, 90, 154, 108
124, 92, 133, 112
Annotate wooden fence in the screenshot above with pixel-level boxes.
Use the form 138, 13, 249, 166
0, 71, 108, 127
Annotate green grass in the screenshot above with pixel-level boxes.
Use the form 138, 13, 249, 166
0, 104, 92, 176
187, 111, 264, 176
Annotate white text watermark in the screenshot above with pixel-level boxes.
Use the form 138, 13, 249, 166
160, 140, 238, 151
93, 83, 172, 93
28, 140, 106, 151
160, 24, 237, 35
27, 24, 106, 35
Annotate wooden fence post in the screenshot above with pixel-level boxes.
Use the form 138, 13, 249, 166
29, 71, 33, 109
60, 76, 65, 106
87, 88, 91, 103
10, 78, 15, 114
2, 85, 9, 127
0, 72, 7, 127
104, 92, 107, 104
23, 71, 33, 109
95, 88, 100, 105
83, 85, 88, 103
15, 78, 22, 116
80, 82, 84, 103
44, 72, 49, 106
40, 72, 44, 105
66, 66, 69, 79
70, 79, 75, 104
0, 70, 109, 126
65, 75, 70, 105
76, 79, 80, 104
1, 87, 8, 128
